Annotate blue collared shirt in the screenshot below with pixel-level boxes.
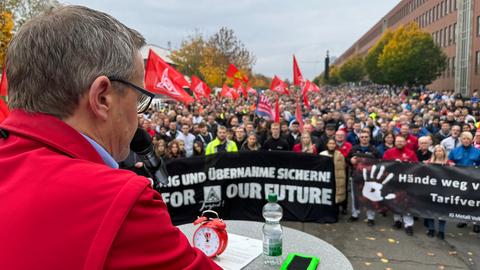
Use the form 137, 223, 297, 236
81, 134, 119, 169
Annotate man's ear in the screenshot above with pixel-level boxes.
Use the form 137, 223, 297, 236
88, 76, 114, 120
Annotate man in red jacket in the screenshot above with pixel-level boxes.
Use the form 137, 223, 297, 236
0, 6, 220, 270
383, 135, 418, 236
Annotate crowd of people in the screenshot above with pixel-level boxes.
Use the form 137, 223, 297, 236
129, 85, 480, 240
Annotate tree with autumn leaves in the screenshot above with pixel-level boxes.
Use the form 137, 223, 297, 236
170, 27, 268, 88
1, 0, 59, 67
366, 23, 446, 87
324, 23, 446, 87
0, 10, 14, 65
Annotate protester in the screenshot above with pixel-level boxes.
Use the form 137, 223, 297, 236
176, 123, 195, 157
263, 122, 290, 151
234, 126, 247, 148
193, 141, 205, 156
195, 122, 214, 149
383, 136, 418, 235
293, 132, 318, 154
440, 124, 462, 155
416, 136, 433, 162
241, 133, 261, 151
347, 130, 381, 225
205, 125, 238, 155
334, 130, 352, 158
0, 5, 220, 269
424, 145, 453, 240
376, 132, 395, 158
448, 132, 480, 166
320, 138, 347, 214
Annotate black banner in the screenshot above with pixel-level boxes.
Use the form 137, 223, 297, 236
162, 151, 337, 225
352, 157, 480, 223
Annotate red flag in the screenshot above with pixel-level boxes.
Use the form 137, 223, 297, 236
234, 79, 247, 97
246, 83, 257, 95
302, 81, 311, 109
295, 96, 304, 132
226, 64, 248, 82
270, 76, 289, 96
190, 76, 211, 99
309, 82, 320, 92
293, 55, 304, 87
221, 84, 239, 100
274, 96, 280, 123
226, 64, 239, 78
144, 50, 194, 104
0, 99, 9, 123
0, 68, 7, 97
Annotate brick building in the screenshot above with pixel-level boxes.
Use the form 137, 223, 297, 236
336, 0, 480, 96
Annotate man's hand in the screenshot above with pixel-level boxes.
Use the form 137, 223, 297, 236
351, 156, 358, 165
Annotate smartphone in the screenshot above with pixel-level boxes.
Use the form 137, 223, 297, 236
280, 253, 320, 270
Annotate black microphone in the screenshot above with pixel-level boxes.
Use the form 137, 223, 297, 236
130, 128, 169, 189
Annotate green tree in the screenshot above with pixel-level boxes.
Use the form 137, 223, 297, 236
378, 23, 447, 86
322, 65, 341, 86
364, 29, 393, 84
339, 55, 365, 83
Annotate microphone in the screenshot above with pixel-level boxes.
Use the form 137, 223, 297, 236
130, 128, 169, 189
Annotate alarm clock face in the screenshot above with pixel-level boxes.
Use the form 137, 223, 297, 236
193, 226, 221, 257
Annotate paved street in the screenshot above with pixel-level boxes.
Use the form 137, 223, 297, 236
284, 214, 480, 270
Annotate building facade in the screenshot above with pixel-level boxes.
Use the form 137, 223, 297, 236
335, 0, 480, 96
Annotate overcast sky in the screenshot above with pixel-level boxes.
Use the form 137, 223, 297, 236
65, 0, 400, 81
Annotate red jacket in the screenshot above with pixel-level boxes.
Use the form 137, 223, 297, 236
0, 110, 220, 270
383, 147, 419, 162
336, 141, 352, 158
404, 134, 418, 152
293, 143, 318, 155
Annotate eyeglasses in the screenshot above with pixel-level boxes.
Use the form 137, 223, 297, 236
108, 77, 155, 113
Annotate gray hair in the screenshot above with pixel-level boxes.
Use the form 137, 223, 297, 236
6, 5, 146, 118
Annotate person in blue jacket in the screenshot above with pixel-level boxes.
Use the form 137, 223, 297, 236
448, 132, 480, 166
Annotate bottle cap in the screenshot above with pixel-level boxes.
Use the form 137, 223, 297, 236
267, 193, 277, 202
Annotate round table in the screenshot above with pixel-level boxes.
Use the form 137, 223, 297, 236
178, 220, 353, 270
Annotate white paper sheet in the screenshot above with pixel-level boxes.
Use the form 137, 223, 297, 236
213, 233, 263, 270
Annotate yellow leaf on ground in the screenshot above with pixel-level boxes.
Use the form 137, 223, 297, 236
364, 262, 372, 266
380, 258, 389, 263
366, 237, 376, 241
427, 252, 435, 256
387, 238, 396, 243
376, 252, 384, 257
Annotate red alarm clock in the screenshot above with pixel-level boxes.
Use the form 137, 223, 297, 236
193, 210, 228, 257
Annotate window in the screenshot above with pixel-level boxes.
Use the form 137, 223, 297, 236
433, 6, 436, 21
444, 0, 448, 15
477, 16, 480, 36
476, 51, 480, 75
444, 27, 448, 47
453, 23, 457, 44
454, 0, 457, 10
439, 28, 443, 47
448, 25, 452, 46
437, 4, 440, 19
452, 56, 456, 76
449, 0, 452, 13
